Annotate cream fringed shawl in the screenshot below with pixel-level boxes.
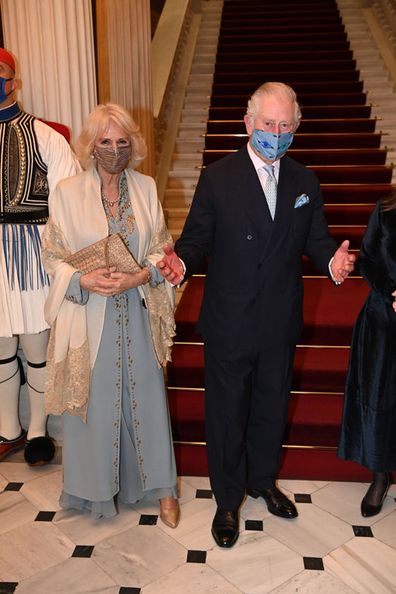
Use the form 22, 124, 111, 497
42, 167, 175, 420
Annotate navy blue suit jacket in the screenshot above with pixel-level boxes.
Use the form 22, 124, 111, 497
175, 145, 337, 353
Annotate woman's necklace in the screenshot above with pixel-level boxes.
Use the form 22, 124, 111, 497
101, 188, 119, 208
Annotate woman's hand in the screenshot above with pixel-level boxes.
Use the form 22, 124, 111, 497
80, 266, 150, 297
80, 267, 118, 296
108, 267, 151, 295
392, 290, 396, 312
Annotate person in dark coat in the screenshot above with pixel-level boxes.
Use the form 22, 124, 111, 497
158, 82, 355, 547
339, 189, 396, 517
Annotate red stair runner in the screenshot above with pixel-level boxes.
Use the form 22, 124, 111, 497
168, 0, 394, 480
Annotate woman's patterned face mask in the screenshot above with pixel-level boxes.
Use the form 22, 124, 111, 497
93, 145, 131, 174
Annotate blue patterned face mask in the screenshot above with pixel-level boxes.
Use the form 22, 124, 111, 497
251, 129, 294, 161
0, 76, 14, 103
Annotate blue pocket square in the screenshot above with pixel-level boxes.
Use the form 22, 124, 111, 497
294, 194, 310, 208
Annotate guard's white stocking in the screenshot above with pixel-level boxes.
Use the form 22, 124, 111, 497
0, 336, 21, 440
19, 330, 49, 440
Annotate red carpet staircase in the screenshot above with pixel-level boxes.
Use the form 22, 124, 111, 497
167, 0, 394, 481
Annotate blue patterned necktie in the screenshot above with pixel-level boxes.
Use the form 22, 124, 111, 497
261, 164, 277, 219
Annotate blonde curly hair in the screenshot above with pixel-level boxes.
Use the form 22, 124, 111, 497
76, 103, 147, 170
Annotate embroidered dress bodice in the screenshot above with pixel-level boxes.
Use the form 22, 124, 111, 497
101, 172, 135, 243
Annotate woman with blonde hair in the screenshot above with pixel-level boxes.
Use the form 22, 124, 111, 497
42, 103, 179, 526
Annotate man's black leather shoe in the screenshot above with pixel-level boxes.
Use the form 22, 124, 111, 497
247, 486, 298, 519
211, 508, 239, 548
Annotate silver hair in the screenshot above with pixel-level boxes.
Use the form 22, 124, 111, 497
246, 82, 302, 127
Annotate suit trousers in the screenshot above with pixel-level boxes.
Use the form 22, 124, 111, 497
204, 340, 296, 511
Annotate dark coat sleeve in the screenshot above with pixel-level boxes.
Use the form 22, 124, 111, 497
174, 168, 215, 279
359, 202, 396, 298
301, 171, 337, 275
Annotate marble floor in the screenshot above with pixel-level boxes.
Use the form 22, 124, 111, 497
1, 451, 396, 594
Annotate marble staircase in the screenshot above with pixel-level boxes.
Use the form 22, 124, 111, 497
164, 0, 396, 246
163, 0, 223, 241
337, 0, 396, 181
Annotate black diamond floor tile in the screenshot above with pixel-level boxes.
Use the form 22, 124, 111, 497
353, 525, 374, 537
119, 588, 141, 594
196, 489, 213, 499
245, 519, 263, 531
294, 493, 312, 504
0, 582, 18, 594
303, 556, 324, 570
139, 514, 158, 526
72, 545, 95, 558
187, 549, 207, 563
35, 511, 56, 522
4, 483, 23, 492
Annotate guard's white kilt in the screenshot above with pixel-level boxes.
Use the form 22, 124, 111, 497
0, 223, 49, 337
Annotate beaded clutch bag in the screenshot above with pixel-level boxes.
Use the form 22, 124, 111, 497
66, 233, 142, 274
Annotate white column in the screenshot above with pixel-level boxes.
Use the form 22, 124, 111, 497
1, 0, 97, 142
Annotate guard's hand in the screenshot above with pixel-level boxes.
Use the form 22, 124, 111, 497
156, 244, 184, 285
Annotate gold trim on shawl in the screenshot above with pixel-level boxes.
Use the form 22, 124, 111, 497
42, 218, 91, 419
45, 320, 90, 419
142, 224, 176, 366
43, 209, 175, 418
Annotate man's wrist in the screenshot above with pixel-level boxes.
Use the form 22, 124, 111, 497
173, 258, 186, 287
328, 257, 341, 285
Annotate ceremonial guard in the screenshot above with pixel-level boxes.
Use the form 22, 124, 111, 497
0, 47, 79, 464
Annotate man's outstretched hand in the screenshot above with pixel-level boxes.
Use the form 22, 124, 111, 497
156, 245, 184, 286
330, 239, 356, 284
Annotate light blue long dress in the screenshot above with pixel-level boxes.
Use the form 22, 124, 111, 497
59, 174, 177, 518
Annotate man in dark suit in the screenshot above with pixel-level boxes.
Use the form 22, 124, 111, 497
157, 82, 355, 547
